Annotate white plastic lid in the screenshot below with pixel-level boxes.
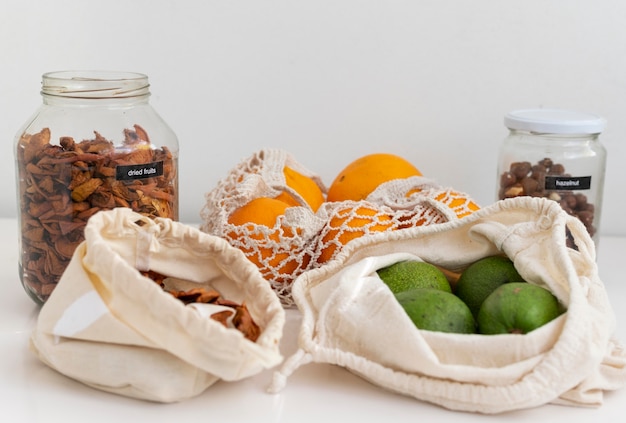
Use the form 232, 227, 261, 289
504, 109, 606, 134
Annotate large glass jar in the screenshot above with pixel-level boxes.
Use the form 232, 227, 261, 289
496, 108, 606, 246
14, 71, 179, 304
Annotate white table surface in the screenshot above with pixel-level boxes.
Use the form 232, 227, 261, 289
1, 217, 625, 422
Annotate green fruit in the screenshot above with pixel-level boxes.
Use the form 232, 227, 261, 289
454, 255, 524, 317
477, 282, 564, 335
395, 288, 476, 334
377, 260, 451, 294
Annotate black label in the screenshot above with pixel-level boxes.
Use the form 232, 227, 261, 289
116, 161, 164, 181
544, 176, 591, 191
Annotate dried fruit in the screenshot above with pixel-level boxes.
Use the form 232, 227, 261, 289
142, 271, 261, 342
17, 126, 178, 302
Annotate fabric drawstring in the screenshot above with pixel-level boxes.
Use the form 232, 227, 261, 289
267, 348, 313, 393
135, 224, 157, 272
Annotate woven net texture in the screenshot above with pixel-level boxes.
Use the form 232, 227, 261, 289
200, 149, 478, 307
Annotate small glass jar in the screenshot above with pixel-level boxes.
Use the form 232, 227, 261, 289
496, 109, 606, 245
14, 71, 179, 304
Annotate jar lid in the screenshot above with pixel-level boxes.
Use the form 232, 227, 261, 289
504, 109, 606, 134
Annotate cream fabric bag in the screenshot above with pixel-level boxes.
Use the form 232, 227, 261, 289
30, 208, 285, 403
269, 197, 626, 414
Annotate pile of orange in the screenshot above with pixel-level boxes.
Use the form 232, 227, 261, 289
224, 152, 481, 283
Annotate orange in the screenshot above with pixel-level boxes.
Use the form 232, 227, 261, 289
227, 197, 307, 283
327, 153, 422, 203
433, 190, 480, 218
394, 207, 446, 230
405, 187, 424, 197
274, 166, 325, 211
228, 197, 291, 229
317, 202, 394, 264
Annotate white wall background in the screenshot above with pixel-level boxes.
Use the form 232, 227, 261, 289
2, 0, 625, 235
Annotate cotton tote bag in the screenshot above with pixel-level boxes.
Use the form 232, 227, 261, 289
30, 208, 285, 402
269, 197, 626, 414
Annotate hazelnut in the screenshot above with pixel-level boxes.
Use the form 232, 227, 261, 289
500, 171, 517, 188
510, 161, 532, 179
504, 185, 524, 197
521, 176, 539, 195
549, 163, 565, 175
548, 192, 561, 201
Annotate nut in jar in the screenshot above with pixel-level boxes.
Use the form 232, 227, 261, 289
499, 158, 597, 237
497, 109, 607, 247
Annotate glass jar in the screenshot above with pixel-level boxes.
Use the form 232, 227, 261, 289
497, 108, 606, 246
14, 71, 179, 304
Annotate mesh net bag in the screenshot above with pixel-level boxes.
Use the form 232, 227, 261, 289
200, 149, 326, 305
200, 149, 481, 307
